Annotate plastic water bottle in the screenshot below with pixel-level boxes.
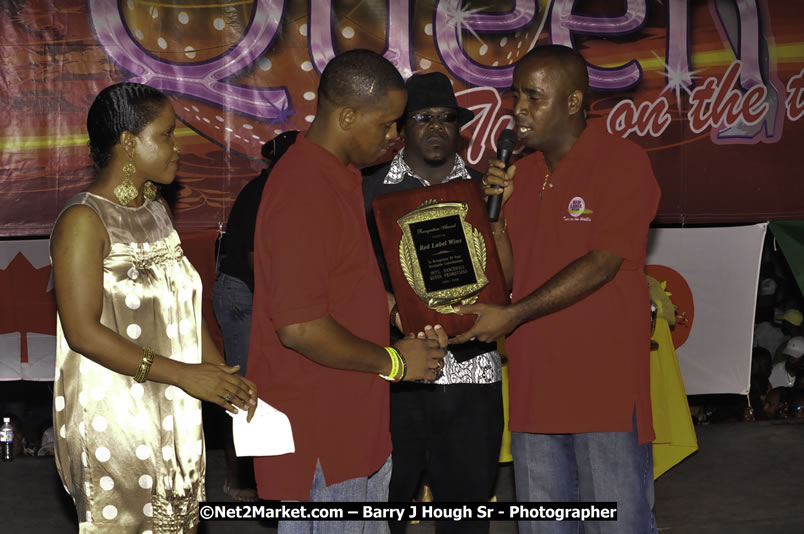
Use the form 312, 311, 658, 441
1, 417, 13, 462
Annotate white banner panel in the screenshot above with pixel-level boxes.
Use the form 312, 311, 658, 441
0, 333, 21, 381
646, 224, 766, 395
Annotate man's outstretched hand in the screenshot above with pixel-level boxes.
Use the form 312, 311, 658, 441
448, 302, 519, 344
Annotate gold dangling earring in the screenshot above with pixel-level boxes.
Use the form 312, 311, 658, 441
114, 158, 138, 205
142, 181, 157, 200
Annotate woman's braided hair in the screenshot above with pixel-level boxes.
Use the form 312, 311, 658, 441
87, 82, 168, 169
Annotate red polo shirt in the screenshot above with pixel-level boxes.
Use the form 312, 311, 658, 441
248, 136, 391, 500
505, 123, 660, 444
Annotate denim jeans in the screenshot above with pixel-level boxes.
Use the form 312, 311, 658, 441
278, 456, 392, 534
212, 273, 253, 375
511, 416, 656, 534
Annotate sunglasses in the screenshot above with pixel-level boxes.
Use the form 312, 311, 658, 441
408, 112, 458, 124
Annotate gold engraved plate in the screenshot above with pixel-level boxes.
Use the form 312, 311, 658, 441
398, 200, 488, 314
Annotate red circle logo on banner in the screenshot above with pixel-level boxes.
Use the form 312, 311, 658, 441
646, 264, 695, 350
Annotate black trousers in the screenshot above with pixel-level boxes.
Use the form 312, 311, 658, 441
388, 381, 504, 534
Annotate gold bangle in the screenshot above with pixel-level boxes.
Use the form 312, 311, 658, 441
134, 347, 155, 383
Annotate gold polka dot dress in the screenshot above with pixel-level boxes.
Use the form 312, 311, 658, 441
53, 192, 206, 533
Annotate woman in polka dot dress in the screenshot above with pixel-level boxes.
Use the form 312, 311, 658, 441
50, 83, 258, 533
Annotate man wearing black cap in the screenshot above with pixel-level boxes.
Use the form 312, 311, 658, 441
363, 72, 503, 534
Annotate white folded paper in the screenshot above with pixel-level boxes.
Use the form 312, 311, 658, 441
229, 398, 295, 457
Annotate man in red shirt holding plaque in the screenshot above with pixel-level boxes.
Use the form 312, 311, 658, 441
248, 50, 445, 534
452, 45, 661, 534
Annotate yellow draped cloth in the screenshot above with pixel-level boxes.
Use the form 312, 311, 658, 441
649, 277, 698, 479
499, 360, 512, 463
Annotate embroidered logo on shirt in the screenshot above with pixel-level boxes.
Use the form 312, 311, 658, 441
565, 196, 593, 222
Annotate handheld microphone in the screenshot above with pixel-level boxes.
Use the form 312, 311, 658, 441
487, 128, 516, 222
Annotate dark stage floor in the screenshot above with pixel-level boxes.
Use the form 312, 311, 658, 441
2, 419, 801, 533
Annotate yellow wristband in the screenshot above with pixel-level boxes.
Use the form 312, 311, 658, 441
379, 346, 401, 382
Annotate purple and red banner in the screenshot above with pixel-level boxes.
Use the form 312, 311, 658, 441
1, 0, 804, 236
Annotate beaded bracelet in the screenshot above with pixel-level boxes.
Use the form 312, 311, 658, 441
395, 347, 408, 381
492, 216, 508, 235
134, 346, 155, 383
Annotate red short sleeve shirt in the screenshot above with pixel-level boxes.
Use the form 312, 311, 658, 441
505, 124, 660, 443
247, 136, 391, 500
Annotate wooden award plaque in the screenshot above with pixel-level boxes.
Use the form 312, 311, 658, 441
372, 180, 509, 337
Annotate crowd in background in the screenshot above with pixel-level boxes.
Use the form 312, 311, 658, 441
690, 232, 804, 424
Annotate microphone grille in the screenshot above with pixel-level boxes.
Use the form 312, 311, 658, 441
498, 128, 516, 150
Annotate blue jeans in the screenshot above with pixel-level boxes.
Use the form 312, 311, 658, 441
212, 273, 253, 375
511, 416, 656, 534
278, 456, 392, 534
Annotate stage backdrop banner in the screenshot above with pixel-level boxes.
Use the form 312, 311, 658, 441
0, 232, 222, 381
645, 224, 767, 396
2, 1, 804, 236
